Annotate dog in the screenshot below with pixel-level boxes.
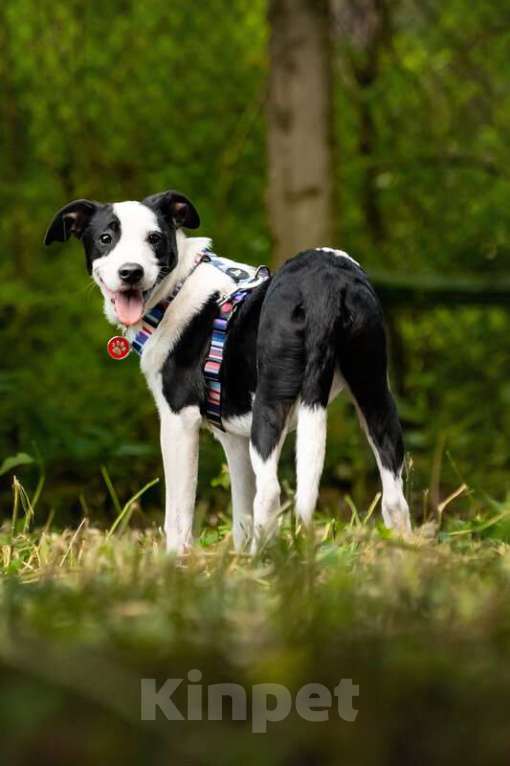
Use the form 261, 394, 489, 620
44, 189, 411, 552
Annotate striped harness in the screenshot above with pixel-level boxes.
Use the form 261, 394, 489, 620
131, 251, 270, 430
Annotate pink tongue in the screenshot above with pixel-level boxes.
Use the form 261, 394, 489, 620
113, 291, 144, 325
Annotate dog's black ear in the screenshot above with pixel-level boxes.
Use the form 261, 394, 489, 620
44, 199, 99, 246
143, 190, 200, 230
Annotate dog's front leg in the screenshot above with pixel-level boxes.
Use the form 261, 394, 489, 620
214, 431, 255, 551
159, 404, 201, 554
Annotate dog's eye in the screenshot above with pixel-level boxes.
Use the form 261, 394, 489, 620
147, 232, 162, 245
100, 233, 112, 245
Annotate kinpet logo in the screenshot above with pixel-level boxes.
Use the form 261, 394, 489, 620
141, 670, 359, 733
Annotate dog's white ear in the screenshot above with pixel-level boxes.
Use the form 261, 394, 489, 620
44, 199, 99, 245
143, 190, 200, 230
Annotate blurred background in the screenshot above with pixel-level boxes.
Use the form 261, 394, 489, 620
1, 0, 509, 525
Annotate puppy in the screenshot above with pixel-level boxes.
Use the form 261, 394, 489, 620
45, 190, 411, 552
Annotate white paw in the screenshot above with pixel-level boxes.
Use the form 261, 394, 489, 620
249, 524, 274, 555
382, 499, 412, 534
165, 533, 192, 556
233, 534, 252, 554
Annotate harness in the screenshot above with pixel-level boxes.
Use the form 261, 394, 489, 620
202, 256, 270, 429
106, 251, 270, 430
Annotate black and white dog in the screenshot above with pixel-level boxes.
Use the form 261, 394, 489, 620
44, 190, 411, 552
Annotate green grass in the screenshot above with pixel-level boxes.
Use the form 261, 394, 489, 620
2, 477, 510, 765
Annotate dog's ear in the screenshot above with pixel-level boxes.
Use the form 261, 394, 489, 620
143, 190, 200, 230
44, 199, 99, 246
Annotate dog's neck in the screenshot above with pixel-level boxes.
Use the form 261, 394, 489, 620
147, 229, 212, 310
136, 231, 236, 386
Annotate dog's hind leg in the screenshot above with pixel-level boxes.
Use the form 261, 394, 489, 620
294, 334, 336, 528
215, 431, 255, 551
249, 398, 291, 552
354, 390, 410, 533
295, 404, 328, 527
339, 315, 411, 533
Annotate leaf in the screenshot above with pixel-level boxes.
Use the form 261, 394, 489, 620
0, 453, 35, 476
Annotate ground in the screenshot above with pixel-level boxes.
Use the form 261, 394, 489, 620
1, 481, 510, 765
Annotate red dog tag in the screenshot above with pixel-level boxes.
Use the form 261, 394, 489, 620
107, 336, 131, 360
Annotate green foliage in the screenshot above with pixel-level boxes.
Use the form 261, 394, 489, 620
0, 452, 34, 475
2, 4, 510, 758
1, 0, 509, 521
0, 0, 268, 517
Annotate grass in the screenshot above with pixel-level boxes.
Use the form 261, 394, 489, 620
2, 476, 510, 765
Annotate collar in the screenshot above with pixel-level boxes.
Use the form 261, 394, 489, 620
131, 253, 205, 357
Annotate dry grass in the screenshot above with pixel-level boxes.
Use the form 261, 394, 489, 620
1, 478, 510, 764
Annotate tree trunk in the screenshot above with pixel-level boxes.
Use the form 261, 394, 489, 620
267, 0, 335, 266
332, 0, 393, 248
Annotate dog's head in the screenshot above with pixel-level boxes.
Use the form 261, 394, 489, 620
44, 191, 200, 326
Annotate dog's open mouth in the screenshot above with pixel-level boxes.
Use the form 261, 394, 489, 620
112, 289, 145, 326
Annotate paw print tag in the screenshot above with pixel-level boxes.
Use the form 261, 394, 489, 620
107, 335, 131, 360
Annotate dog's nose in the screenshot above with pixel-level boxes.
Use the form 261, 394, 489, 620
119, 263, 144, 284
